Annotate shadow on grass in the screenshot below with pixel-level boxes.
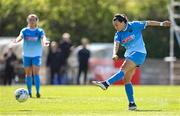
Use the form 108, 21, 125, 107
18, 110, 32, 112
38, 97, 57, 99
28, 96, 56, 99
135, 109, 162, 112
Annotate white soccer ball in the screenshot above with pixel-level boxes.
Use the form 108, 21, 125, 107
15, 88, 29, 102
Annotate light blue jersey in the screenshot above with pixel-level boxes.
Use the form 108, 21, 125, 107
20, 27, 45, 57
114, 21, 147, 57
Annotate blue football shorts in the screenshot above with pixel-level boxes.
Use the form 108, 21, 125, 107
23, 56, 41, 67
126, 51, 146, 66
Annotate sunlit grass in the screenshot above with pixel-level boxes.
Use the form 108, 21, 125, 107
0, 85, 179, 116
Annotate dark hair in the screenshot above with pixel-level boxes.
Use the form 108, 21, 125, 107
113, 14, 127, 24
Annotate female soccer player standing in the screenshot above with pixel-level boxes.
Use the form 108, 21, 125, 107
92, 14, 171, 110
13, 14, 49, 98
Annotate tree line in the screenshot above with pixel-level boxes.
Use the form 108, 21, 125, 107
0, 0, 179, 58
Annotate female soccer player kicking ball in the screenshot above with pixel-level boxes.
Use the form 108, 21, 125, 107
13, 14, 49, 98
92, 14, 171, 110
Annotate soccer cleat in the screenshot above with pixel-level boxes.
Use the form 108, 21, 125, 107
128, 103, 137, 110
92, 81, 108, 90
29, 93, 32, 98
36, 93, 41, 98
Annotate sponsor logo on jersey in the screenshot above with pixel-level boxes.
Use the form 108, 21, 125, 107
122, 35, 135, 43
26, 36, 38, 41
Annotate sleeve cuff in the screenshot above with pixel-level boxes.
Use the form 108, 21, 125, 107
144, 21, 148, 29
115, 40, 121, 43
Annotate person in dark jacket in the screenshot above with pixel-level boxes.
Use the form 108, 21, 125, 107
3, 47, 17, 85
58, 33, 73, 84
59, 32, 72, 65
77, 38, 91, 85
47, 41, 63, 84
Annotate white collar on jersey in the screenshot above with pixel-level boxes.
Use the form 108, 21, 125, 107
27, 27, 38, 31
122, 23, 128, 31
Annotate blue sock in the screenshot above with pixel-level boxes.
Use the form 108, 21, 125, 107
125, 83, 135, 103
34, 75, 40, 94
106, 70, 125, 85
25, 76, 32, 94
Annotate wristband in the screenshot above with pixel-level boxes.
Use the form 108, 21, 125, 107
160, 22, 163, 26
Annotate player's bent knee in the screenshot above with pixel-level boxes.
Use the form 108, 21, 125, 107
26, 74, 32, 77
121, 65, 134, 74
121, 60, 136, 73
124, 79, 131, 84
121, 68, 128, 74
124, 76, 130, 82
33, 70, 40, 75
33, 72, 39, 75
26, 71, 32, 75
25, 71, 32, 76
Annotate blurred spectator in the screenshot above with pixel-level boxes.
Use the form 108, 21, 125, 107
77, 38, 91, 85
59, 32, 73, 60
58, 32, 73, 84
46, 41, 64, 84
3, 47, 17, 85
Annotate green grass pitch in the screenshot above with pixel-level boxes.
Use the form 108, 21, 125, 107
0, 85, 180, 116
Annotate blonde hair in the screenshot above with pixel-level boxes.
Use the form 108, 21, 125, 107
27, 14, 39, 27
62, 32, 71, 39
81, 37, 89, 46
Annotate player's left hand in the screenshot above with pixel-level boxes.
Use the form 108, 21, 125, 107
163, 21, 171, 27
44, 41, 50, 47
112, 54, 119, 61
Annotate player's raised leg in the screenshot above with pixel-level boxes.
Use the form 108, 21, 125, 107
92, 59, 136, 90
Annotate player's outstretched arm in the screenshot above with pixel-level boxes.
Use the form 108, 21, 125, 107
41, 35, 50, 47
112, 41, 119, 61
147, 20, 171, 27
